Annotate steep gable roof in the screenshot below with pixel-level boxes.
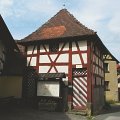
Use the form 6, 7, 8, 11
21, 9, 95, 42
0, 15, 19, 51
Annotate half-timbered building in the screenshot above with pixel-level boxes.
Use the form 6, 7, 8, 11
18, 9, 113, 113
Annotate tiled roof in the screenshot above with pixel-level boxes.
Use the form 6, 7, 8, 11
21, 9, 95, 42
38, 73, 66, 80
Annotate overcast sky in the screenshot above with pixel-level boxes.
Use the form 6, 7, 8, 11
0, 0, 120, 61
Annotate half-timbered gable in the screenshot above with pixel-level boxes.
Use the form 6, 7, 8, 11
18, 9, 113, 113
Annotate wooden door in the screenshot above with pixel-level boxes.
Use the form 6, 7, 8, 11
72, 68, 87, 109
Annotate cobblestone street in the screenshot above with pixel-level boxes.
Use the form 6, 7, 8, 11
0, 107, 86, 120
1, 104, 120, 120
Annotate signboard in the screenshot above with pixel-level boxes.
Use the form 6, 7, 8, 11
37, 81, 60, 97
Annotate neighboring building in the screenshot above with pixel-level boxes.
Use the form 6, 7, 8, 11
18, 9, 113, 113
0, 15, 25, 98
117, 64, 120, 101
104, 54, 119, 102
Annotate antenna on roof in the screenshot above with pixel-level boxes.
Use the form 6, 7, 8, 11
62, 0, 67, 9
63, 4, 66, 8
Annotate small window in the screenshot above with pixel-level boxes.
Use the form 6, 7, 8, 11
118, 78, 120, 83
104, 63, 109, 73
49, 43, 59, 52
105, 81, 110, 91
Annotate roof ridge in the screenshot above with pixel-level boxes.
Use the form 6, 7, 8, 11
64, 9, 95, 34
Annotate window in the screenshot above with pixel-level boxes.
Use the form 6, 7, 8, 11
49, 43, 59, 52
105, 81, 110, 91
118, 78, 120, 83
104, 63, 109, 73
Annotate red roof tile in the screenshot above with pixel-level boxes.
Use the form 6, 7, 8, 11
21, 9, 95, 42
117, 64, 120, 70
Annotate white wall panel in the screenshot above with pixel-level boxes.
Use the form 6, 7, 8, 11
34, 47, 37, 54
82, 53, 87, 64
30, 57, 37, 66
40, 44, 49, 52
40, 45, 46, 52
27, 57, 36, 66
27, 45, 37, 54
56, 66, 68, 74
96, 56, 98, 64
63, 77, 68, 81
72, 42, 77, 51
59, 43, 64, 51
72, 54, 81, 64
63, 43, 69, 51
39, 55, 51, 63
27, 57, 30, 66
78, 41, 87, 51
39, 66, 50, 73
44, 44, 49, 52
76, 64, 82, 68
56, 54, 68, 63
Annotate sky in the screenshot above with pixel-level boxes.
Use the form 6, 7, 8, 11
0, 0, 120, 61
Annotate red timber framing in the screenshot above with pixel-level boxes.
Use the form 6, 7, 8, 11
36, 45, 40, 72
16, 9, 111, 113
87, 41, 92, 105
90, 40, 105, 112
68, 41, 72, 103
25, 37, 105, 112
26, 41, 88, 73
26, 39, 88, 109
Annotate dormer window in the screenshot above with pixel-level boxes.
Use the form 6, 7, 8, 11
49, 43, 59, 52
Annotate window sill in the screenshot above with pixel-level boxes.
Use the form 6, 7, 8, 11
105, 89, 110, 91
105, 71, 110, 73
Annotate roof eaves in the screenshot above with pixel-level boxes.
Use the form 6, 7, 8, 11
95, 35, 119, 63
17, 34, 96, 45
